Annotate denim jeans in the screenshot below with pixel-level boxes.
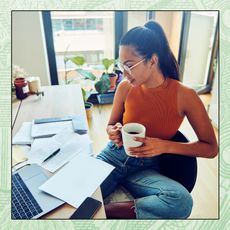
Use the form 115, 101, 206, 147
96, 141, 193, 219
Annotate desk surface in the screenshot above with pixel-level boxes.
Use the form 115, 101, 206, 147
13, 84, 86, 135
12, 84, 106, 219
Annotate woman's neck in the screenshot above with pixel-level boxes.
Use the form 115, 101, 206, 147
142, 71, 165, 89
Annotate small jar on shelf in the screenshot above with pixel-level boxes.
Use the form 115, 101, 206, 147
14, 78, 29, 100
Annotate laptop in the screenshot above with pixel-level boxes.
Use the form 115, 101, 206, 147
12, 164, 64, 219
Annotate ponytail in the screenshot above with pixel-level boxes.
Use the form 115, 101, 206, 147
120, 21, 180, 81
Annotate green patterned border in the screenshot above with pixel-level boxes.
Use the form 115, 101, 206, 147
1, 1, 229, 229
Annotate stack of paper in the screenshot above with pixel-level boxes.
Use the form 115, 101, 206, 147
31, 120, 73, 138
13, 122, 33, 145
12, 116, 93, 173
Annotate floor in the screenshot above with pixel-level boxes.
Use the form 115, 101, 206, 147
87, 94, 219, 219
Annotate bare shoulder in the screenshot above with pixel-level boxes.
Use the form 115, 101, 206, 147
177, 82, 197, 98
117, 79, 132, 91
177, 82, 202, 115
115, 80, 132, 100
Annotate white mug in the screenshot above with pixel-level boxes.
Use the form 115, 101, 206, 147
122, 123, 146, 156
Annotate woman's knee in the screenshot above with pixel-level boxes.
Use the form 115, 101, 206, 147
135, 186, 193, 219
157, 184, 193, 218
173, 188, 193, 218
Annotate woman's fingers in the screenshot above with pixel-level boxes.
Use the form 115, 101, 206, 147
110, 136, 122, 143
108, 123, 123, 147
115, 122, 122, 130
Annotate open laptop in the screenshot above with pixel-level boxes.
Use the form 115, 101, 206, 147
12, 164, 64, 219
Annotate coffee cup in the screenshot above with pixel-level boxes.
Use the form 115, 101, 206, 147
121, 123, 146, 156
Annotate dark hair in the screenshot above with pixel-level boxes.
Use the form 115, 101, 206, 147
120, 21, 180, 81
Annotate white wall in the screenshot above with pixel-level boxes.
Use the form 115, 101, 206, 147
12, 11, 51, 86
127, 11, 148, 29
155, 11, 182, 60
170, 13, 183, 59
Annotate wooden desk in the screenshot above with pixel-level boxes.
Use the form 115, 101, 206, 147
12, 84, 106, 219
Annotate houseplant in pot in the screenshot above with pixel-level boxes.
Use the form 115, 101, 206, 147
81, 88, 94, 119
101, 58, 118, 90
94, 72, 111, 104
65, 55, 96, 119
77, 66, 113, 104
70, 56, 118, 104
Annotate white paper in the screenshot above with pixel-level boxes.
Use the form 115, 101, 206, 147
31, 120, 72, 138
13, 122, 33, 145
27, 132, 64, 165
29, 130, 92, 172
39, 154, 115, 208
41, 134, 92, 173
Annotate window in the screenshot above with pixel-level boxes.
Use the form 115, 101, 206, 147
50, 11, 115, 84
52, 19, 63, 32
179, 11, 218, 93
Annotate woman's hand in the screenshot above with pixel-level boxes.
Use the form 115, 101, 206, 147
128, 136, 168, 157
107, 123, 123, 148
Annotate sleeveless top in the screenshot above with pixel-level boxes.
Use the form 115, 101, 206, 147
122, 78, 184, 140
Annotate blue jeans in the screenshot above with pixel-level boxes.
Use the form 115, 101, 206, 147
96, 141, 193, 219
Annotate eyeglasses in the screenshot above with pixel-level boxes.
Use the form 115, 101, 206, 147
118, 58, 145, 75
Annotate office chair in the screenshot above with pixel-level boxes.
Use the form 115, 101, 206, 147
159, 130, 197, 193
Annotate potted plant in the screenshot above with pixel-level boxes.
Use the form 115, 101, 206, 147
64, 55, 96, 119
68, 56, 119, 105
81, 88, 94, 119
94, 72, 111, 104
101, 58, 118, 90
77, 63, 114, 105
76, 67, 111, 105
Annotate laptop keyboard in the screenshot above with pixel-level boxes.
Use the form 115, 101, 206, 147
12, 173, 43, 219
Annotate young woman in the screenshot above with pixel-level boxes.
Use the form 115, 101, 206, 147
96, 21, 218, 219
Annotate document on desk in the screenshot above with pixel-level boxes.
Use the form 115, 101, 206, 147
27, 129, 73, 165
27, 138, 61, 165
28, 130, 92, 172
12, 122, 33, 145
39, 154, 115, 208
41, 134, 92, 173
31, 120, 73, 138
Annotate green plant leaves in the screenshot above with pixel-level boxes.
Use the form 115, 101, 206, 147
95, 73, 110, 94
81, 88, 87, 103
67, 56, 114, 94
76, 69, 97, 81
81, 87, 91, 103
70, 56, 86, 66
102, 58, 115, 71
64, 56, 70, 64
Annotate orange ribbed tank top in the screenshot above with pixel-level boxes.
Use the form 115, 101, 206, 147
123, 78, 184, 140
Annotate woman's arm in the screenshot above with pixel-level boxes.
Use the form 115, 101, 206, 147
107, 80, 127, 126
130, 86, 218, 158
171, 87, 218, 158
170, 86, 218, 158
106, 80, 131, 147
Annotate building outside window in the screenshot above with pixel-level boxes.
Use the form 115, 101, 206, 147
50, 11, 115, 84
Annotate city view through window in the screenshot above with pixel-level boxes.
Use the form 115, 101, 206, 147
51, 11, 115, 84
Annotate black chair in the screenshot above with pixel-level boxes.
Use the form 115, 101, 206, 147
159, 131, 197, 193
